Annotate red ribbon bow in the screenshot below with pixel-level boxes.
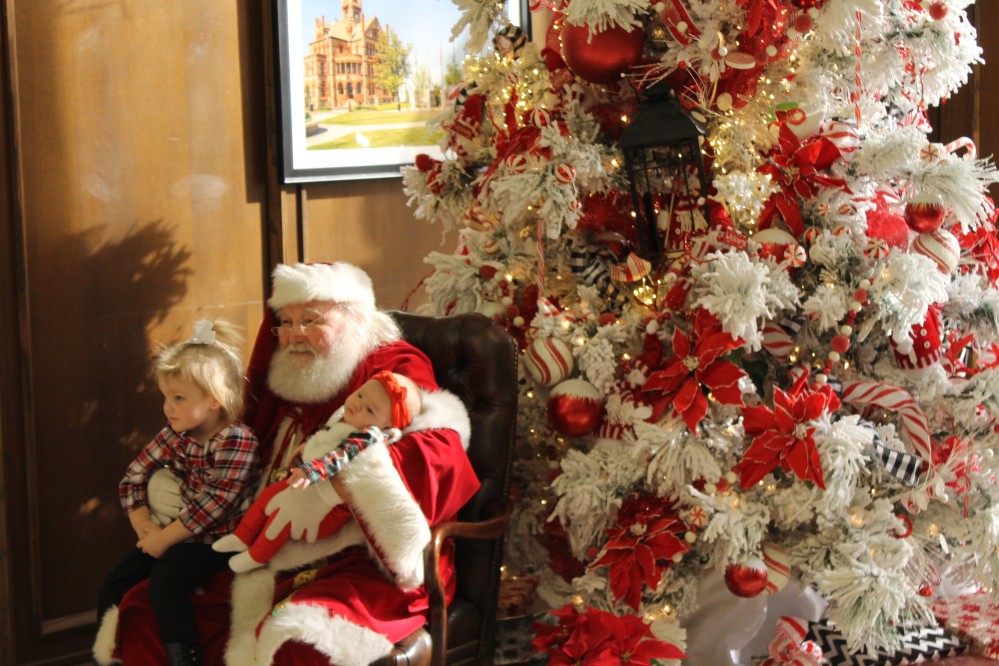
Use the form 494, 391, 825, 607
757, 123, 850, 237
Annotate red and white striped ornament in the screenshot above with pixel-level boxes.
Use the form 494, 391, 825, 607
506, 153, 529, 174
523, 337, 574, 387
911, 229, 960, 274
762, 319, 795, 360
761, 542, 791, 595
530, 108, 552, 129
554, 163, 577, 184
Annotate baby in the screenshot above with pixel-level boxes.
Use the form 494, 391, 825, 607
212, 370, 421, 572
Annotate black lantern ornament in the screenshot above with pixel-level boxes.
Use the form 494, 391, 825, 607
619, 83, 710, 265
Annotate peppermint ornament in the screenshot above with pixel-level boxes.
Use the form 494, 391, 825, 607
554, 163, 577, 184
530, 108, 552, 129
523, 337, 574, 386
911, 229, 960, 273
865, 237, 890, 259
546, 378, 604, 437
783, 244, 807, 268
506, 153, 529, 174
761, 319, 795, 360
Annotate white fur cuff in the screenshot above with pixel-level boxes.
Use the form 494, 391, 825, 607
340, 443, 430, 590
92, 605, 119, 665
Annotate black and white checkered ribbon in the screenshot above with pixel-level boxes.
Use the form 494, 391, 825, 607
569, 243, 626, 307
872, 431, 924, 487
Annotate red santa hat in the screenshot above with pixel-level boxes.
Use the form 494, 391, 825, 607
268, 262, 376, 311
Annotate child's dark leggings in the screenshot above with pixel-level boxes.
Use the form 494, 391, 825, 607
97, 542, 230, 644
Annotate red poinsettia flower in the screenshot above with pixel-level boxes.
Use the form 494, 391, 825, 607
532, 604, 686, 665
591, 494, 690, 611
757, 123, 849, 237
642, 309, 746, 432
737, 373, 840, 489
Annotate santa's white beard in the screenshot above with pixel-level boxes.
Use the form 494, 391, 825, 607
267, 339, 366, 404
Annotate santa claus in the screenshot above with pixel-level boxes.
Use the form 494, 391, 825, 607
93, 262, 480, 665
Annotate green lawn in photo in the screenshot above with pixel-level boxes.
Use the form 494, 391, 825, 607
309, 126, 444, 150
319, 109, 441, 127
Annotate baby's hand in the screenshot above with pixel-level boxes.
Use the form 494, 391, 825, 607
288, 468, 311, 489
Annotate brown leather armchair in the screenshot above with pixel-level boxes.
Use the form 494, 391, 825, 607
371, 311, 519, 666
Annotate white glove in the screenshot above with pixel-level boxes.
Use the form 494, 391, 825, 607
147, 468, 183, 526
264, 483, 336, 543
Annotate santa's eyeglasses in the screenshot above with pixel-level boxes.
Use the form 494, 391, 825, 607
270, 305, 342, 337
270, 319, 325, 337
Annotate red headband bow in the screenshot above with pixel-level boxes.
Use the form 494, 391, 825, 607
370, 371, 410, 429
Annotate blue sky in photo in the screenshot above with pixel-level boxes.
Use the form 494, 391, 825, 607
297, 0, 472, 81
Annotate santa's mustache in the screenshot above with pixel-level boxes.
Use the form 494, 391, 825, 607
285, 342, 319, 356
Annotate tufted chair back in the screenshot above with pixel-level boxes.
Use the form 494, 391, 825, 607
372, 311, 518, 666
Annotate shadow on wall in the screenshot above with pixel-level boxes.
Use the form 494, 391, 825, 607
31, 220, 191, 623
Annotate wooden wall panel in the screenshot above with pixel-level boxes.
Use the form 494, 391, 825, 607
301, 178, 457, 311
1, 1, 269, 663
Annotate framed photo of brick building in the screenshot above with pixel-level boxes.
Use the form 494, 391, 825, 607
276, 0, 530, 183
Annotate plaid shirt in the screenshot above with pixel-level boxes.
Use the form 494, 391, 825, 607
119, 421, 260, 542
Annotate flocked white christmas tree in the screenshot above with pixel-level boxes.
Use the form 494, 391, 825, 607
404, 0, 999, 662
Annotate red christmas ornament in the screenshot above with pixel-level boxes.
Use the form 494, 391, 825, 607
793, 13, 815, 34
724, 556, 769, 597
560, 22, 646, 85
928, 1, 948, 20
547, 378, 604, 436
791, 0, 827, 8
904, 192, 946, 233
830, 334, 851, 354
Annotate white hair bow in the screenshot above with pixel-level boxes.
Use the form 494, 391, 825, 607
190, 319, 217, 345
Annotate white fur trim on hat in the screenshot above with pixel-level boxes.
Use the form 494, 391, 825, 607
268, 263, 376, 311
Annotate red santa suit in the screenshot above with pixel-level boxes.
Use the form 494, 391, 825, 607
222, 417, 398, 570
93, 262, 482, 666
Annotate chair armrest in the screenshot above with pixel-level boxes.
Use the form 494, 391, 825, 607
424, 503, 512, 665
